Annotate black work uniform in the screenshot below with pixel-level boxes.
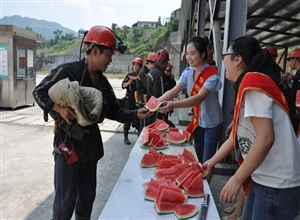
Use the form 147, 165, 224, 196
33, 58, 138, 220
122, 72, 139, 131
146, 64, 175, 125
136, 65, 149, 133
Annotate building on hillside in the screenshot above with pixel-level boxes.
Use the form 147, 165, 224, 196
132, 21, 161, 29
78, 28, 87, 38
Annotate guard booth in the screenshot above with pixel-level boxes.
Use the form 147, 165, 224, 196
0, 25, 36, 109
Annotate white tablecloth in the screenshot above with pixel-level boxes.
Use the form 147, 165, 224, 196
99, 134, 220, 220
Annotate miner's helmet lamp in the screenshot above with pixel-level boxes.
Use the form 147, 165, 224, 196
83, 25, 127, 55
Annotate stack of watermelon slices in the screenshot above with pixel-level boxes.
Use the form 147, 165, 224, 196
140, 119, 192, 149
141, 148, 205, 219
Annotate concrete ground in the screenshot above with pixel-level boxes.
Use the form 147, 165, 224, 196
2, 76, 297, 220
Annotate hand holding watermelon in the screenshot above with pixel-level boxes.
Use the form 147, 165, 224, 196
137, 108, 153, 119
157, 101, 174, 114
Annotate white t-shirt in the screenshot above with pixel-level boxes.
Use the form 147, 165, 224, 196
237, 90, 300, 188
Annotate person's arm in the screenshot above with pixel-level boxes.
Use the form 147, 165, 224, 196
158, 83, 184, 102
202, 133, 235, 176
158, 86, 210, 113
121, 74, 133, 89
220, 116, 274, 203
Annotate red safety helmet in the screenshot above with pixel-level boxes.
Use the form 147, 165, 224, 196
83, 25, 117, 53
146, 52, 156, 62
155, 49, 170, 62
207, 49, 213, 61
267, 45, 278, 57
287, 48, 300, 61
132, 57, 143, 66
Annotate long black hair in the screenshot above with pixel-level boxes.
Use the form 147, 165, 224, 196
230, 35, 299, 134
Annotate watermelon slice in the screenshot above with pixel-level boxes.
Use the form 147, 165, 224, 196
175, 167, 193, 185
155, 119, 169, 131
296, 90, 300, 107
182, 170, 201, 190
185, 173, 205, 197
154, 184, 186, 203
154, 168, 177, 182
168, 127, 179, 133
182, 148, 197, 163
148, 147, 160, 158
140, 153, 159, 168
155, 188, 188, 214
144, 178, 169, 201
167, 131, 186, 144
174, 204, 199, 220
145, 96, 162, 112
173, 163, 190, 176
182, 130, 191, 143
129, 75, 137, 80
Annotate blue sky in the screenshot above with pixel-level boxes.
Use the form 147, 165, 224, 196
0, 0, 181, 31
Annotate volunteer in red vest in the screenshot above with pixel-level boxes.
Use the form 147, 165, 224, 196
202, 36, 300, 219
157, 36, 223, 178
122, 57, 143, 144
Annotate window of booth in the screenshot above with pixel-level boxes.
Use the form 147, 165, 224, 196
0, 45, 8, 78
17, 48, 26, 78
27, 49, 34, 78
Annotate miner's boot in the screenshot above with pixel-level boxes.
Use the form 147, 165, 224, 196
123, 130, 131, 145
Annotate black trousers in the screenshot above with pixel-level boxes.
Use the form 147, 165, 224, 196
53, 154, 97, 220
124, 96, 139, 131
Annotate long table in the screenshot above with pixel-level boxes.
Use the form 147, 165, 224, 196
99, 133, 220, 220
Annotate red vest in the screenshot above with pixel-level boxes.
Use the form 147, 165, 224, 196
186, 66, 218, 134
232, 72, 290, 196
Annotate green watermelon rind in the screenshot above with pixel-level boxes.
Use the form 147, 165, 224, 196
174, 204, 199, 220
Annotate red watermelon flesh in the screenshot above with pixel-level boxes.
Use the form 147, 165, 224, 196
148, 147, 160, 158
155, 119, 169, 131
296, 90, 300, 107
182, 130, 191, 143
154, 184, 185, 204
144, 178, 169, 201
175, 167, 193, 185
177, 171, 194, 189
154, 168, 177, 180
152, 137, 167, 150
191, 161, 204, 174
140, 153, 159, 168
185, 173, 204, 198
167, 131, 186, 144
168, 127, 179, 133
157, 158, 181, 169
129, 75, 137, 80
174, 204, 199, 220
182, 148, 197, 162
140, 131, 149, 146
173, 163, 191, 177
182, 170, 201, 190
145, 96, 162, 112
155, 188, 188, 214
